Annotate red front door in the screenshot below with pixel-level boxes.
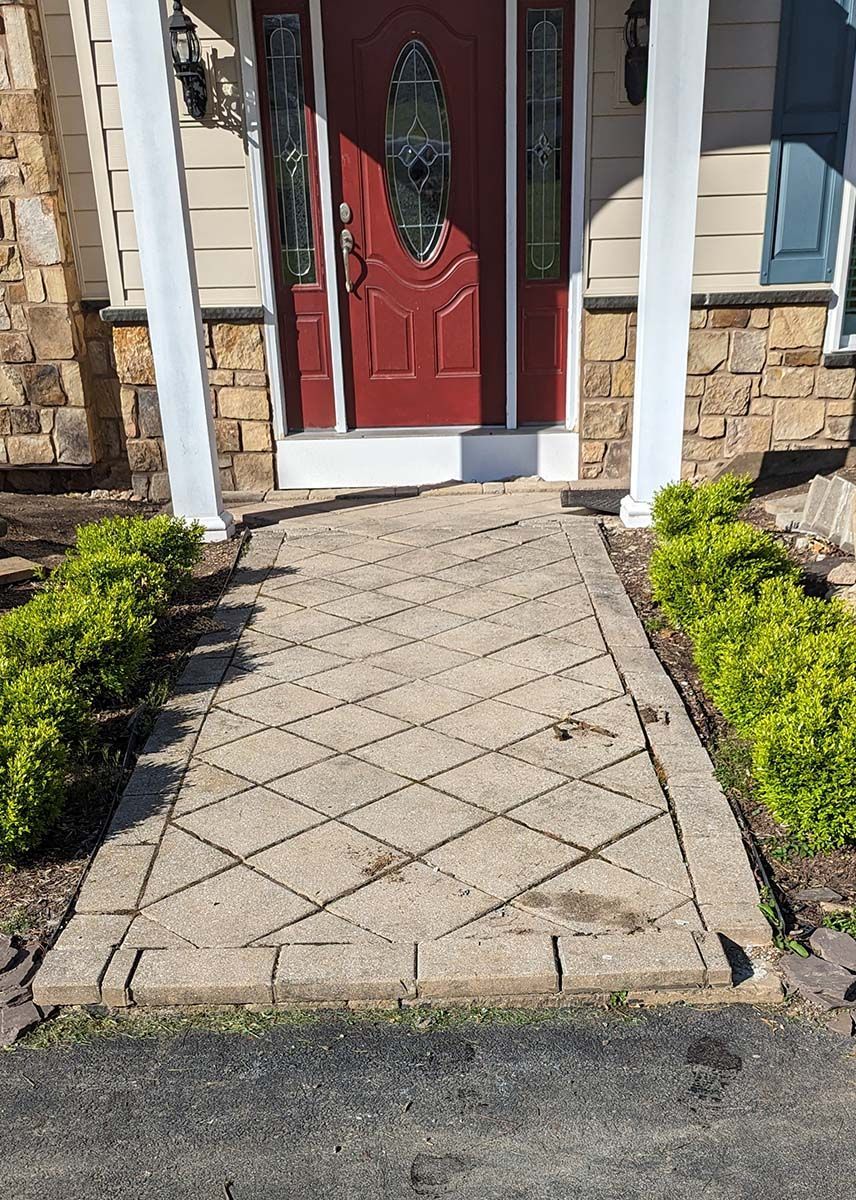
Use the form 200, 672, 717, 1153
324, 1, 506, 428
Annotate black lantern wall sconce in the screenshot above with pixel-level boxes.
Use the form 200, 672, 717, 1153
169, 0, 208, 121
624, 0, 650, 106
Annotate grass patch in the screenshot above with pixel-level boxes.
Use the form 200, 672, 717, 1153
822, 908, 856, 939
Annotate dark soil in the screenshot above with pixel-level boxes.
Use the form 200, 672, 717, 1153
0, 492, 242, 944
602, 493, 856, 936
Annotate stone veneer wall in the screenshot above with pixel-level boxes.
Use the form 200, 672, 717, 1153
579, 304, 856, 481
111, 320, 275, 501
0, 0, 100, 471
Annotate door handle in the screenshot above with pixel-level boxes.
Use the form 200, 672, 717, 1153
340, 228, 355, 293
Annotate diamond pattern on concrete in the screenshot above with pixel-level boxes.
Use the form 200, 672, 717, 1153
429, 699, 551, 751
378, 577, 463, 604
317, 591, 413, 622
297, 661, 407, 702
490, 565, 582, 600
144, 864, 315, 947
176, 786, 322, 859
334, 563, 413, 590
498, 676, 617, 719
173, 762, 252, 818
250, 821, 406, 905
429, 588, 523, 618
253, 909, 388, 945
344, 784, 486, 853
515, 858, 687, 935
217, 680, 340, 727
586, 752, 667, 810
489, 599, 580, 636
231, 642, 347, 683
355, 727, 481, 780
430, 620, 530, 657
511, 780, 659, 850
505, 727, 640, 780
431, 752, 566, 812
200, 728, 331, 785
492, 635, 601, 674
140, 828, 234, 906
361, 679, 476, 724
563, 653, 624, 694
284, 703, 409, 752
307, 624, 411, 660
366, 642, 474, 680
602, 814, 694, 897
194, 709, 264, 754
431, 657, 543, 698
269, 578, 356, 608
372, 605, 470, 639
270, 753, 407, 816
425, 817, 581, 898
328, 861, 499, 940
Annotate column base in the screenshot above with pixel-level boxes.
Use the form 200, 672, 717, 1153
620, 495, 653, 529
198, 510, 236, 542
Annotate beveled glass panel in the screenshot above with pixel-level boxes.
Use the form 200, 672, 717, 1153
263, 14, 316, 285
526, 8, 564, 281
385, 40, 451, 263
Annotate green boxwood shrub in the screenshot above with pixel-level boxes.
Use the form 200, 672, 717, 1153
649, 519, 798, 630
651, 474, 753, 541
0, 577, 153, 700
752, 670, 856, 851
49, 546, 171, 617
74, 514, 203, 583
0, 664, 85, 859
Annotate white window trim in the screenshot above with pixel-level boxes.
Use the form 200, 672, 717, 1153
825, 62, 856, 357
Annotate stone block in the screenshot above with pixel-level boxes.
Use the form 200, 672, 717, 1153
684, 398, 700, 432
682, 435, 725, 463
749, 308, 770, 328
232, 451, 274, 493
809, 927, 856, 971
612, 361, 635, 397
3, 6, 37, 90
32, 948, 112, 1007
559, 930, 706, 992
0, 159, 22, 196
0, 365, 23, 405
148, 471, 172, 502
724, 415, 772, 455
21, 362, 64, 405
240, 419, 273, 451
0, 555, 38, 584
113, 325, 156, 385
212, 323, 265, 371
728, 329, 767, 374
769, 305, 826, 349
581, 440, 605, 463
16, 133, 57, 195
582, 362, 611, 397
689, 308, 708, 329
27, 305, 74, 359
276, 944, 416, 1002
815, 366, 856, 399
126, 437, 163, 473
54, 406, 92, 465
772, 398, 825, 441
100, 948, 139, 1008
763, 367, 815, 398
701, 374, 751, 415
0, 330, 32, 361
687, 330, 728, 374
0, 93, 44, 134
698, 415, 725, 439
603, 438, 630, 478
217, 386, 270, 420
136, 387, 163, 438
132, 948, 276, 1005
44, 265, 71, 304
583, 400, 627, 439
24, 268, 44, 303
710, 307, 749, 328
6, 433, 52, 463
0, 245, 23, 283
583, 312, 626, 361
15, 197, 62, 265
10, 405, 39, 433
418, 936, 558, 998
685, 376, 705, 397
215, 417, 240, 452
783, 349, 821, 367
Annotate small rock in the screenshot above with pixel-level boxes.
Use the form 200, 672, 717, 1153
826, 561, 856, 586
782, 952, 856, 1004
0, 999, 42, 1047
0, 555, 38, 585
826, 1009, 856, 1037
796, 887, 843, 903
810, 927, 856, 972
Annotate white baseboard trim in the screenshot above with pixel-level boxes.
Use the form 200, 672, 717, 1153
275, 426, 579, 489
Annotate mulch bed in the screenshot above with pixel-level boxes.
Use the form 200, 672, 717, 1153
0, 493, 242, 946
602, 497, 856, 936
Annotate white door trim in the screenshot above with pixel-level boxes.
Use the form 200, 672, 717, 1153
309, 0, 349, 433
235, 0, 289, 439
825, 61, 856, 357
566, 0, 589, 432
505, 0, 518, 429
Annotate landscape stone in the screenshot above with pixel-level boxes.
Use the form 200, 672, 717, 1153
0, 554, 38, 584
809, 927, 856, 972
781, 952, 856, 1005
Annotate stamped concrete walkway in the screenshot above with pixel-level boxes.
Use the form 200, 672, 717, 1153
35, 492, 773, 1009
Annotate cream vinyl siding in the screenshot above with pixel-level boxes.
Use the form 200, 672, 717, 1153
586, 0, 782, 295
79, 0, 259, 307
40, 0, 108, 299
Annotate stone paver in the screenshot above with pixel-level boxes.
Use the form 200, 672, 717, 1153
35, 495, 769, 1008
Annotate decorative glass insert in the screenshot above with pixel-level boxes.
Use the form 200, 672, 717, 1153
263, 14, 316, 285
525, 8, 564, 281
385, 40, 451, 263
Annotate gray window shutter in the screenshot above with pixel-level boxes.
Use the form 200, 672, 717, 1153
761, 0, 856, 285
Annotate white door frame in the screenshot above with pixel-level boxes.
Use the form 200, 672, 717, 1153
240, 0, 586, 461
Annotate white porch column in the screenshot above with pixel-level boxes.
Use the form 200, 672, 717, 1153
106, 0, 233, 540
620, 0, 710, 528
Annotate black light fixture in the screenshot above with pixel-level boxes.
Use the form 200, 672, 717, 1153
624, 0, 650, 106
169, 0, 208, 121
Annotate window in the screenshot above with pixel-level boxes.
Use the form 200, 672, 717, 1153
525, 8, 564, 281
263, 13, 316, 285
385, 40, 451, 263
